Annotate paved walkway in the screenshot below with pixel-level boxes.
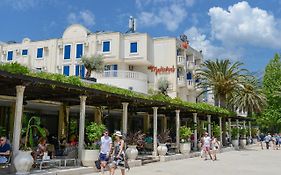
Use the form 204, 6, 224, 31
88, 145, 281, 175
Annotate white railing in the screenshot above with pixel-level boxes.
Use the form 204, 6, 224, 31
95, 70, 147, 81
186, 61, 195, 70
187, 80, 194, 86
177, 76, 185, 85
177, 56, 185, 65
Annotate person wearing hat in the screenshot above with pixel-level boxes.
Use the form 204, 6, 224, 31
109, 131, 126, 175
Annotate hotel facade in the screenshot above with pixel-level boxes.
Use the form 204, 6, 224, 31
0, 24, 207, 103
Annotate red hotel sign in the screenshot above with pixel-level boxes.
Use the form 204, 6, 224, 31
148, 65, 176, 75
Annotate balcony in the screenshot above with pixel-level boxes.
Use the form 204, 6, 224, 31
187, 80, 195, 90
94, 70, 148, 94
177, 76, 185, 87
186, 61, 195, 70
177, 56, 185, 66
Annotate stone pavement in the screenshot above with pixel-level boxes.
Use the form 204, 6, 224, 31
86, 145, 281, 175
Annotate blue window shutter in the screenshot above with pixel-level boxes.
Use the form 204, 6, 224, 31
103, 41, 110, 52
22, 49, 28, 56
80, 65, 85, 78
113, 64, 118, 70
64, 45, 71, 59
63, 66, 70, 76
7, 51, 13, 61
186, 72, 192, 80
130, 42, 137, 53
75, 65, 80, 76
37, 48, 43, 58
76, 44, 83, 58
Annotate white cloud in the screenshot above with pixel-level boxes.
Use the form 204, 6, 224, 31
185, 27, 242, 60
136, 0, 194, 31
67, 10, 95, 27
208, 1, 281, 49
4, 0, 37, 10
138, 4, 187, 31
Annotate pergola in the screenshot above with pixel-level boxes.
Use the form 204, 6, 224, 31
0, 70, 254, 163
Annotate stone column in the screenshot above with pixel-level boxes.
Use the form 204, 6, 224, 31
219, 117, 222, 145
207, 115, 211, 136
175, 110, 180, 153
122, 102, 129, 135
58, 104, 66, 140
12, 85, 25, 157
243, 120, 246, 137
228, 118, 232, 142
193, 113, 198, 151
161, 116, 167, 132
78, 96, 87, 163
152, 107, 158, 157
143, 114, 150, 133
94, 107, 102, 124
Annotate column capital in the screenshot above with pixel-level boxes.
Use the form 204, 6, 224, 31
122, 102, 129, 106
228, 118, 231, 122
152, 107, 158, 110
79, 95, 87, 101
16, 85, 25, 93
207, 114, 211, 117
192, 113, 197, 117
175, 110, 180, 114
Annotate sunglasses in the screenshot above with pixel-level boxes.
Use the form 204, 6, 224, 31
104, 132, 108, 135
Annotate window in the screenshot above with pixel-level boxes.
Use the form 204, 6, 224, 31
64, 45, 71, 59
37, 48, 43, 58
22, 49, 28, 56
186, 72, 192, 80
63, 66, 70, 76
76, 44, 83, 58
7, 51, 13, 61
75, 65, 85, 78
102, 41, 110, 52
130, 42, 137, 53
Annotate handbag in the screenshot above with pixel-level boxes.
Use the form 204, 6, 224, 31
95, 159, 101, 169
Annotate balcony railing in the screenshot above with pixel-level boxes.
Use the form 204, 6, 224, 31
95, 70, 147, 81
177, 76, 185, 86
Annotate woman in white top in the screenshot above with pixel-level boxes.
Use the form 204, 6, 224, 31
202, 132, 213, 160
211, 136, 220, 160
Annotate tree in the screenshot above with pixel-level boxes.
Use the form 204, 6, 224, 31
157, 77, 170, 95
196, 59, 248, 108
229, 76, 267, 116
259, 54, 281, 133
81, 55, 104, 79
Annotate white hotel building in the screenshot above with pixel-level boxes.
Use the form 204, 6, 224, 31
0, 24, 205, 103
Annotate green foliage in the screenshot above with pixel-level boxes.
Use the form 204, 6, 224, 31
212, 124, 220, 138
85, 122, 106, 150
157, 77, 170, 95
251, 128, 258, 137
240, 128, 247, 136
0, 62, 30, 74
81, 55, 104, 78
0, 126, 6, 136
231, 127, 239, 140
179, 126, 192, 142
21, 116, 46, 149
260, 54, 281, 133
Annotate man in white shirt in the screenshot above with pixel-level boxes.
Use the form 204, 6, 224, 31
202, 132, 213, 160
264, 133, 272, 149
100, 129, 112, 174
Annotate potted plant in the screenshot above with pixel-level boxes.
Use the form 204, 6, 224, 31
15, 116, 46, 174
125, 131, 145, 160
239, 128, 247, 148
82, 122, 106, 167
179, 126, 192, 154
231, 127, 239, 149
157, 130, 171, 156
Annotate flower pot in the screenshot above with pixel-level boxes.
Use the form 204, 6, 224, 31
240, 139, 247, 148
253, 138, 258, 144
125, 145, 138, 160
180, 142, 191, 154
157, 144, 168, 156
14, 150, 34, 175
232, 139, 239, 149
81, 149, 99, 167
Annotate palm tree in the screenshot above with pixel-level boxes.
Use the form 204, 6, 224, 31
81, 54, 104, 79
229, 76, 267, 116
196, 59, 248, 108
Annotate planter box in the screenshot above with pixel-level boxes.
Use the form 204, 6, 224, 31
180, 142, 191, 154
81, 149, 99, 167
126, 145, 138, 160
232, 139, 239, 150
240, 139, 247, 149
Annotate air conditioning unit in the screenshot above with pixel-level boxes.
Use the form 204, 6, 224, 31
57, 65, 62, 70
84, 42, 89, 47
96, 40, 102, 45
16, 49, 20, 54
2, 50, 6, 54
58, 44, 63, 49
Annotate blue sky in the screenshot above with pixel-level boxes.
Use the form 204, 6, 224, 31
1, 0, 281, 72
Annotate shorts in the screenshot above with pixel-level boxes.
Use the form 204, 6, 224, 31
99, 153, 109, 162
203, 146, 210, 152
0, 156, 7, 163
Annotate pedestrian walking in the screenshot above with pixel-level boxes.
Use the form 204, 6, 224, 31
202, 132, 213, 160
99, 129, 112, 175
109, 131, 127, 175
211, 136, 220, 161
264, 133, 272, 149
